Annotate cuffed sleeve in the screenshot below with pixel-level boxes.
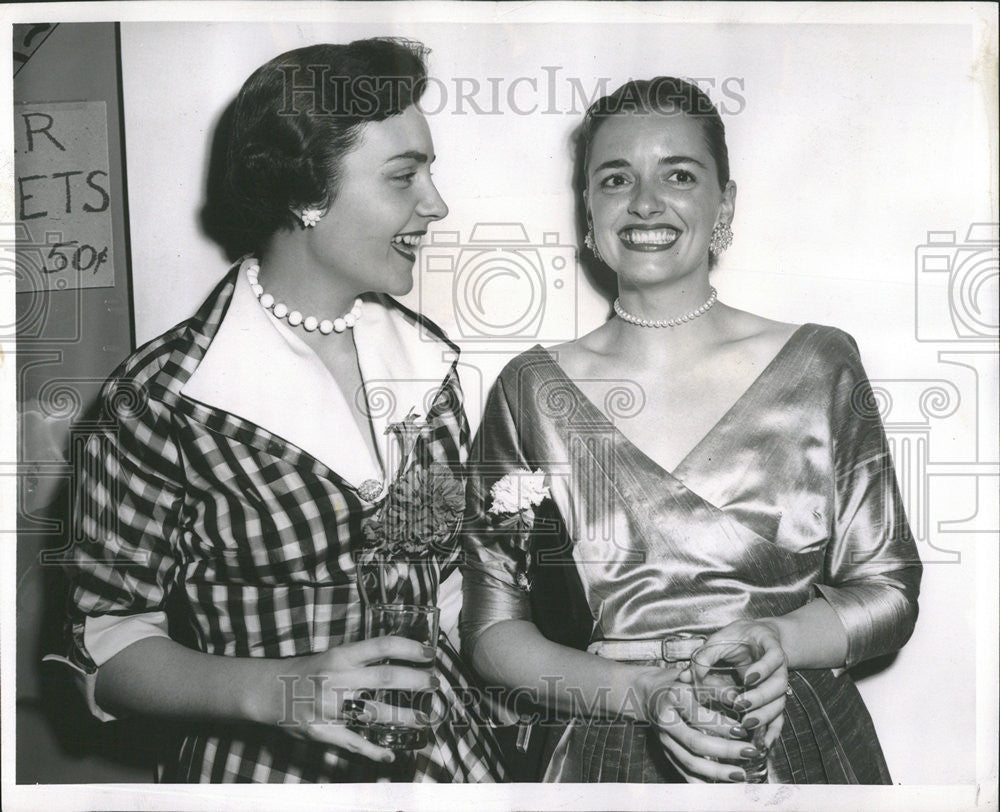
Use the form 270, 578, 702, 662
84, 611, 171, 664
459, 375, 533, 658
819, 335, 922, 667
57, 376, 185, 719
43, 612, 170, 721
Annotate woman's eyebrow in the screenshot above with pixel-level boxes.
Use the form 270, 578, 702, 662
383, 150, 431, 164
659, 155, 707, 169
592, 155, 707, 173
592, 158, 631, 173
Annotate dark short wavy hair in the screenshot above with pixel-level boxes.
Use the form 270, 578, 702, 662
577, 76, 730, 189
225, 39, 429, 251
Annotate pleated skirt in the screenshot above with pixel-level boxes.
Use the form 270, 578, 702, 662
532, 669, 891, 784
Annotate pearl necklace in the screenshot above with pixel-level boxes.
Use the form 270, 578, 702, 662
243, 258, 361, 335
613, 287, 718, 328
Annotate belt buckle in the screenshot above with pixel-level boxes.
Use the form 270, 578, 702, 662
661, 633, 707, 663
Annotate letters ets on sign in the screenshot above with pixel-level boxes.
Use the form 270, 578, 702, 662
14, 101, 115, 292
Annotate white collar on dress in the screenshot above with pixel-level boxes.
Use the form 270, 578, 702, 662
180, 268, 458, 488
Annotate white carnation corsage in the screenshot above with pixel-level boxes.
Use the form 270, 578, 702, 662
487, 468, 550, 590
488, 468, 550, 516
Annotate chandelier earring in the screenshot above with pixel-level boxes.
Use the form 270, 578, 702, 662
584, 225, 604, 263
709, 221, 733, 255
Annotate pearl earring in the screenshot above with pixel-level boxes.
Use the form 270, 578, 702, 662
709, 222, 733, 255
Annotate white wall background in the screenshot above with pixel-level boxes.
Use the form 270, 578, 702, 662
117, 7, 995, 791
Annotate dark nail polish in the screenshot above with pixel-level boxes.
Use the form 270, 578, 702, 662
734, 699, 752, 713
430, 675, 440, 688
381, 751, 395, 763
743, 716, 760, 730
744, 672, 761, 687
729, 770, 746, 782
740, 746, 761, 759
422, 645, 436, 658
729, 725, 748, 739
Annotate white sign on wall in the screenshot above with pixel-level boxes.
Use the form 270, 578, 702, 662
13, 100, 115, 292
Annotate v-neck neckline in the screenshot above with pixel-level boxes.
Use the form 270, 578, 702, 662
531, 323, 812, 481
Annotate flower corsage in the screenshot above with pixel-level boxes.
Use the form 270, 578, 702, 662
355, 409, 465, 606
487, 468, 550, 591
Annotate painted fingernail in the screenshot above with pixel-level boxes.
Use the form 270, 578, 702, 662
430, 675, 440, 688
729, 770, 746, 782
743, 716, 760, 730
422, 645, 436, 658
733, 699, 752, 712
729, 725, 748, 739
381, 751, 395, 763
740, 746, 762, 759
744, 672, 761, 687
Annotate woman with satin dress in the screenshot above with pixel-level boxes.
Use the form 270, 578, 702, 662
461, 77, 922, 784
54, 39, 505, 783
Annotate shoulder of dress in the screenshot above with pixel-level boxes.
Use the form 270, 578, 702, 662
100, 267, 238, 413
492, 346, 559, 399
497, 344, 554, 379
796, 323, 864, 369
98, 327, 185, 410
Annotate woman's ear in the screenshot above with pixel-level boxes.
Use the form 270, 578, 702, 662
718, 180, 737, 227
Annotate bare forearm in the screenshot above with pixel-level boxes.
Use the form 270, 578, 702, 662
94, 637, 283, 724
761, 599, 849, 670
471, 620, 663, 719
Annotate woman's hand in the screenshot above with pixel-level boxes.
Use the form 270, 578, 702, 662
683, 620, 789, 750
248, 636, 438, 764
633, 666, 772, 783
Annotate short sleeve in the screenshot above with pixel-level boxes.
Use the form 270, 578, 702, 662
56, 376, 186, 717
815, 333, 922, 667
459, 374, 533, 657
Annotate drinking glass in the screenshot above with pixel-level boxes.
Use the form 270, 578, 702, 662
360, 603, 440, 750
690, 640, 769, 783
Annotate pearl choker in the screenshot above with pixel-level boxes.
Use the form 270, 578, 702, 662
613, 287, 718, 328
243, 258, 361, 335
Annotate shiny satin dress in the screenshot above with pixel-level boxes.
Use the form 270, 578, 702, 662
461, 324, 922, 783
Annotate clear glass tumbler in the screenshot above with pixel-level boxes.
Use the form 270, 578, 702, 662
360, 603, 440, 750
690, 640, 769, 783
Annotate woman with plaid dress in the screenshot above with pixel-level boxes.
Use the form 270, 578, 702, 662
54, 40, 506, 783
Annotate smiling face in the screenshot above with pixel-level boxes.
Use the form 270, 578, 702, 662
306, 104, 448, 296
586, 109, 735, 289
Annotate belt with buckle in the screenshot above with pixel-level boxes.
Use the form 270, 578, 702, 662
588, 634, 707, 663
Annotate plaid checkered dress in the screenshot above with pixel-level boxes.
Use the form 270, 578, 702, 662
61, 267, 506, 783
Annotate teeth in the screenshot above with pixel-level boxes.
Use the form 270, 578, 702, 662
392, 233, 422, 248
621, 228, 679, 245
